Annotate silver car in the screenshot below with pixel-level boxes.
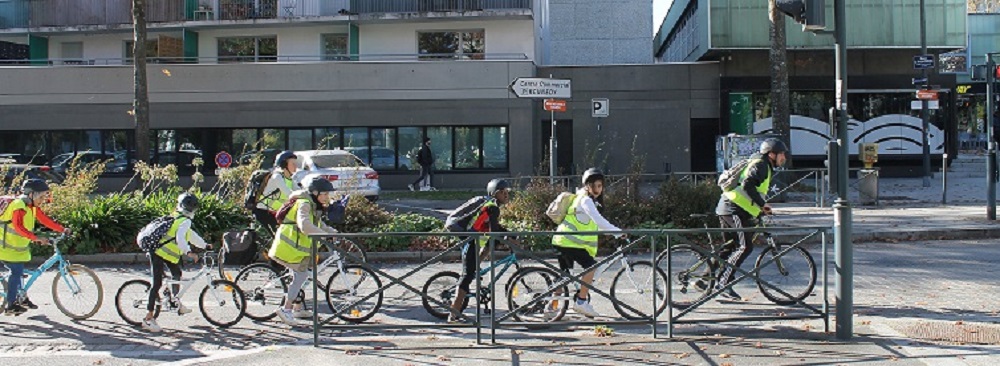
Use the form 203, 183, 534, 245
293, 150, 381, 201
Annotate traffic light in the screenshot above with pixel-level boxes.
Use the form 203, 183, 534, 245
775, 0, 826, 31
824, 141, 839, 194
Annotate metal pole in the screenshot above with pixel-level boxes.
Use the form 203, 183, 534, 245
549, 75, 557, 184
665, 234, 673, 339
650, 236, 657, 339
920, 0, 931, 187
942, 153, 948, 204
988, 54, 996, 220
833, 0, 854, 341
312, 239, 319, 347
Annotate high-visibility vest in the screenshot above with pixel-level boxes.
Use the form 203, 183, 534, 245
552, 194, 599, 257
0, 198, 36, 263
154, 214, 190, 264
722, 158, 772, 217
467, 200, 498, 248
268, 198, 318, 264
263, 174, 296, 212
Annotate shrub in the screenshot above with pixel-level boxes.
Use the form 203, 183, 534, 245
334, 195, 393, 234
364, 213, 443, 252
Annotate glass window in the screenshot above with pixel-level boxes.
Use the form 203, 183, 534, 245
315, 128, 341, 150
218, 36, 277, 63
104, 130, 132, 174
22, 132, 47, 164
124, 40, 159, 64
483, 127, 508, 169
156, 130, 176, 153
370, 128, 397, 171
398, 127, 423, 171
261, 129, 286, 150
289, 129, 313, 151
454, 127, 480, 169
312, 154, 363, 168
321, 34, 349, 61
344, 127, 369, 164
418, 29, 485, 60
427, 127, 452, 171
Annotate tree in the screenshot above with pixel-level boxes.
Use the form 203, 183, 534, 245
132, 0, 151, 162
769, 0, 791, 162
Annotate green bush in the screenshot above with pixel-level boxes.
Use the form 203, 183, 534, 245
364, 213, 443, 252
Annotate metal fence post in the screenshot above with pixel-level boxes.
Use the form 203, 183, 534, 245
942, 153, 948, 204
490, 235, 497, 344
665, 234, 673, 339
650, 235, 657, 339
312, 238, 319, 347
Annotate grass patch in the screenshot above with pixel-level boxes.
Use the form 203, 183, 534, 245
381, 190, 480, 201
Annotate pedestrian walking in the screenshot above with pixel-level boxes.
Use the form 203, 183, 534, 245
409, 137, 434, 191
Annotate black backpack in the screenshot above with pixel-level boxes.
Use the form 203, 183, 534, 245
136, 215, 179, 253
243, 170, 274, 210
717, 158, 752, 191
445, 196, 488, 232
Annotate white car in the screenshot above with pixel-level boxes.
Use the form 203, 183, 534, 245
293, 150, 381, 201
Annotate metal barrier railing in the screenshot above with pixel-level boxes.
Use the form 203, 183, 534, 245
303, 225, 831, 345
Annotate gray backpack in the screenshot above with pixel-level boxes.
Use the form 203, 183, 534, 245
137, 216, 179, 253
717, 159, 752, 191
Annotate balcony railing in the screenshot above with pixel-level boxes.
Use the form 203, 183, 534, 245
350, 0, 531, 14
27, 0, 184, 27
0, 53, 530, 66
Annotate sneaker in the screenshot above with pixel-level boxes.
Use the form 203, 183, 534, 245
292, 309, 312, 319
543, 301, 561, 321
141, 318, 162, 333
693, 280, 708, 292
3, 304, 27, 316
447, 313, 468, 324
275, 308, 296, 325
716, 287, 743, 302
408, 184, 415, 192
572, 299, 600, 318
177, 303, 192, 315
18, 297, 38, 310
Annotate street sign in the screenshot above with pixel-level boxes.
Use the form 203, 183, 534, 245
911, 100, 939, 110
911, 77, 927, 85
915, 90, 938, 100
543, 99, 567, 112
592, 98, 609, 117
913, 55, 935, 70
509, 77, 572, 99
215, 151, 233, 168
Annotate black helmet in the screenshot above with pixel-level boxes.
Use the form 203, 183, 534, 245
486, 179, 510, 196
274, 150, 298, 171
582, 168, 604, 185
177, 193, 200, 216
759, 138, 789, 155
306, 176, 335, 194
21, 179, 49, 194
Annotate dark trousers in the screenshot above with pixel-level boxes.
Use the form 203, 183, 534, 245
412, 165, 433, 187
717, 209, 755, 287
148, 254, 183, 312
4, 262, 23, 307
457, 237, 480, 294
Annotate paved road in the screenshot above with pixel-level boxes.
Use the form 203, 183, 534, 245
2, 240, 1000, 365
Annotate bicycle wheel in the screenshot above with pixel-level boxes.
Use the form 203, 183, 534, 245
51, 264, 104, 320
199, 279, 247, 328
218, 232, 268, 280
325, 264, 382, 323
610, 260, 669, 320
0, 278, 7, 312
234, 263, 286, 321
755, 245, 817, 306
316, 239, 367, 292
506, 267, 568, 323
421, 271, 464, 320
115, 279, 160, 327
658, 245, 714, 310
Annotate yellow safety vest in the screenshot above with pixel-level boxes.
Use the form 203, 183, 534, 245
268, 198, 319, 264
154, 214, 190, 264
0, 198, 36, 263
722, 158, 772, 217
264, 175, 295, 212
552, 194, 599, 257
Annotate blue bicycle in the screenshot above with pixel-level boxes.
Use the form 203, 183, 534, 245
0, 233, 104, 319
421, 239, 522, 319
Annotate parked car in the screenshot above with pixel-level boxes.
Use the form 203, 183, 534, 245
48, 152, 117, 174
293, 150, 380, 201
1, 164, 64, 188
152, 151, 203, 176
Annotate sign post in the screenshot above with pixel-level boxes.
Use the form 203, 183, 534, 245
509, 76, 572, 183
592, 98, 609, 169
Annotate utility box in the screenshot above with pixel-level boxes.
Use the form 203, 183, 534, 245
859, 143, 879, 169
856, 169, 879, 205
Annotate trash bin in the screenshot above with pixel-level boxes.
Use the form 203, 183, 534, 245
857, 169, 878, 205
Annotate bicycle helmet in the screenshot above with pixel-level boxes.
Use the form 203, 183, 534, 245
274, 150, 298, 171
21, 179, 49, 194
582, 168, 604, 185
486, 179, 510, 197
306, 176, 335, 194
759, 138, 789, 155
177, 192, 200, 217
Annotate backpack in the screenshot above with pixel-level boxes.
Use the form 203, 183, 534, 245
444, 196, 488, 232
243, 170, 274, 210
545, 192, 577, 224
274, 197, 299, 223
324, 195, 350, 225
221, 230, 257, 266
717, 158, 753, 191
0, 196, 17, 218
137, 215, 179, 253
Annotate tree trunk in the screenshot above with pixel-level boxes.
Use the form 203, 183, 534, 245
133, 0, 151, 163
769, 0, 791, 161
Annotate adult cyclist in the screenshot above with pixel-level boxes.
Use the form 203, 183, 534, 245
714, 138, 788, 301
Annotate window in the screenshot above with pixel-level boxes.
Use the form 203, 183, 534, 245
483, 127, 508, 169
370, 128, 397, 171
124, 40, 159, 64
218, 36, 277, 63
454, 127, 480, 169
397, 127, 423, 171
60, 42, 84, 65
232, 129, 259, 156
315, 128, 342, 149
289, 129, 313, 151
261, 129, 286, 150
321, 34, 349, 61
344, 128, 369, 163
312, 154, 363, 169
427, 127, 452, 171
417, 30, 485, 60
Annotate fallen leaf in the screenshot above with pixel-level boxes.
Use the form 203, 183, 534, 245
345, 350, 360, 355
890, 356, 899, 361
569, 347, 578, 351
161, 69, 172, 77
514, 350, 524, 355
755, 342, 763, 348
720, 353, 732, 358
544, 359, 556, 364
861, 320, 872, 325
722, 363, 734, 366
126, 109, 135, 116
675, 352, 691, 359
427, 335, 439, 341
437, 355, 451, 361
774, 350, 786, 356
93, 361, 104, 365
955, 321, 964, 325
373, 346, 383, 350
628, 346, 644, 351
700, 346, 708, 351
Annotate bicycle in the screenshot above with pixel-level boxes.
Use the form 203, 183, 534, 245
115, 250, 247, 328
420, 237, 522, 320
0, 232, 103, 320
505, 236, 668, 322
233, 238, 382, 323
662, 213, 817, 309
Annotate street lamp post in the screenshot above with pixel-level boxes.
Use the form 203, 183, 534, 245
987, 54, 996, 220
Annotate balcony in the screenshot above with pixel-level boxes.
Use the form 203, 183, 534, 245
27, 0, 184, 28
350, 0, 531, 14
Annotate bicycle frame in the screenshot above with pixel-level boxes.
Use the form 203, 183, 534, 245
0, 235, 83, 303
162, 253, 221, 304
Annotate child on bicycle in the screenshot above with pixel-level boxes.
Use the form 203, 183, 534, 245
445, 178, 515, 323
0, 179, 71, 316
714, 138, 787, 301
141, 193, 210, 332
254, 151, 299, 234
267, 176, 338, 325
552, 168, 623, 318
